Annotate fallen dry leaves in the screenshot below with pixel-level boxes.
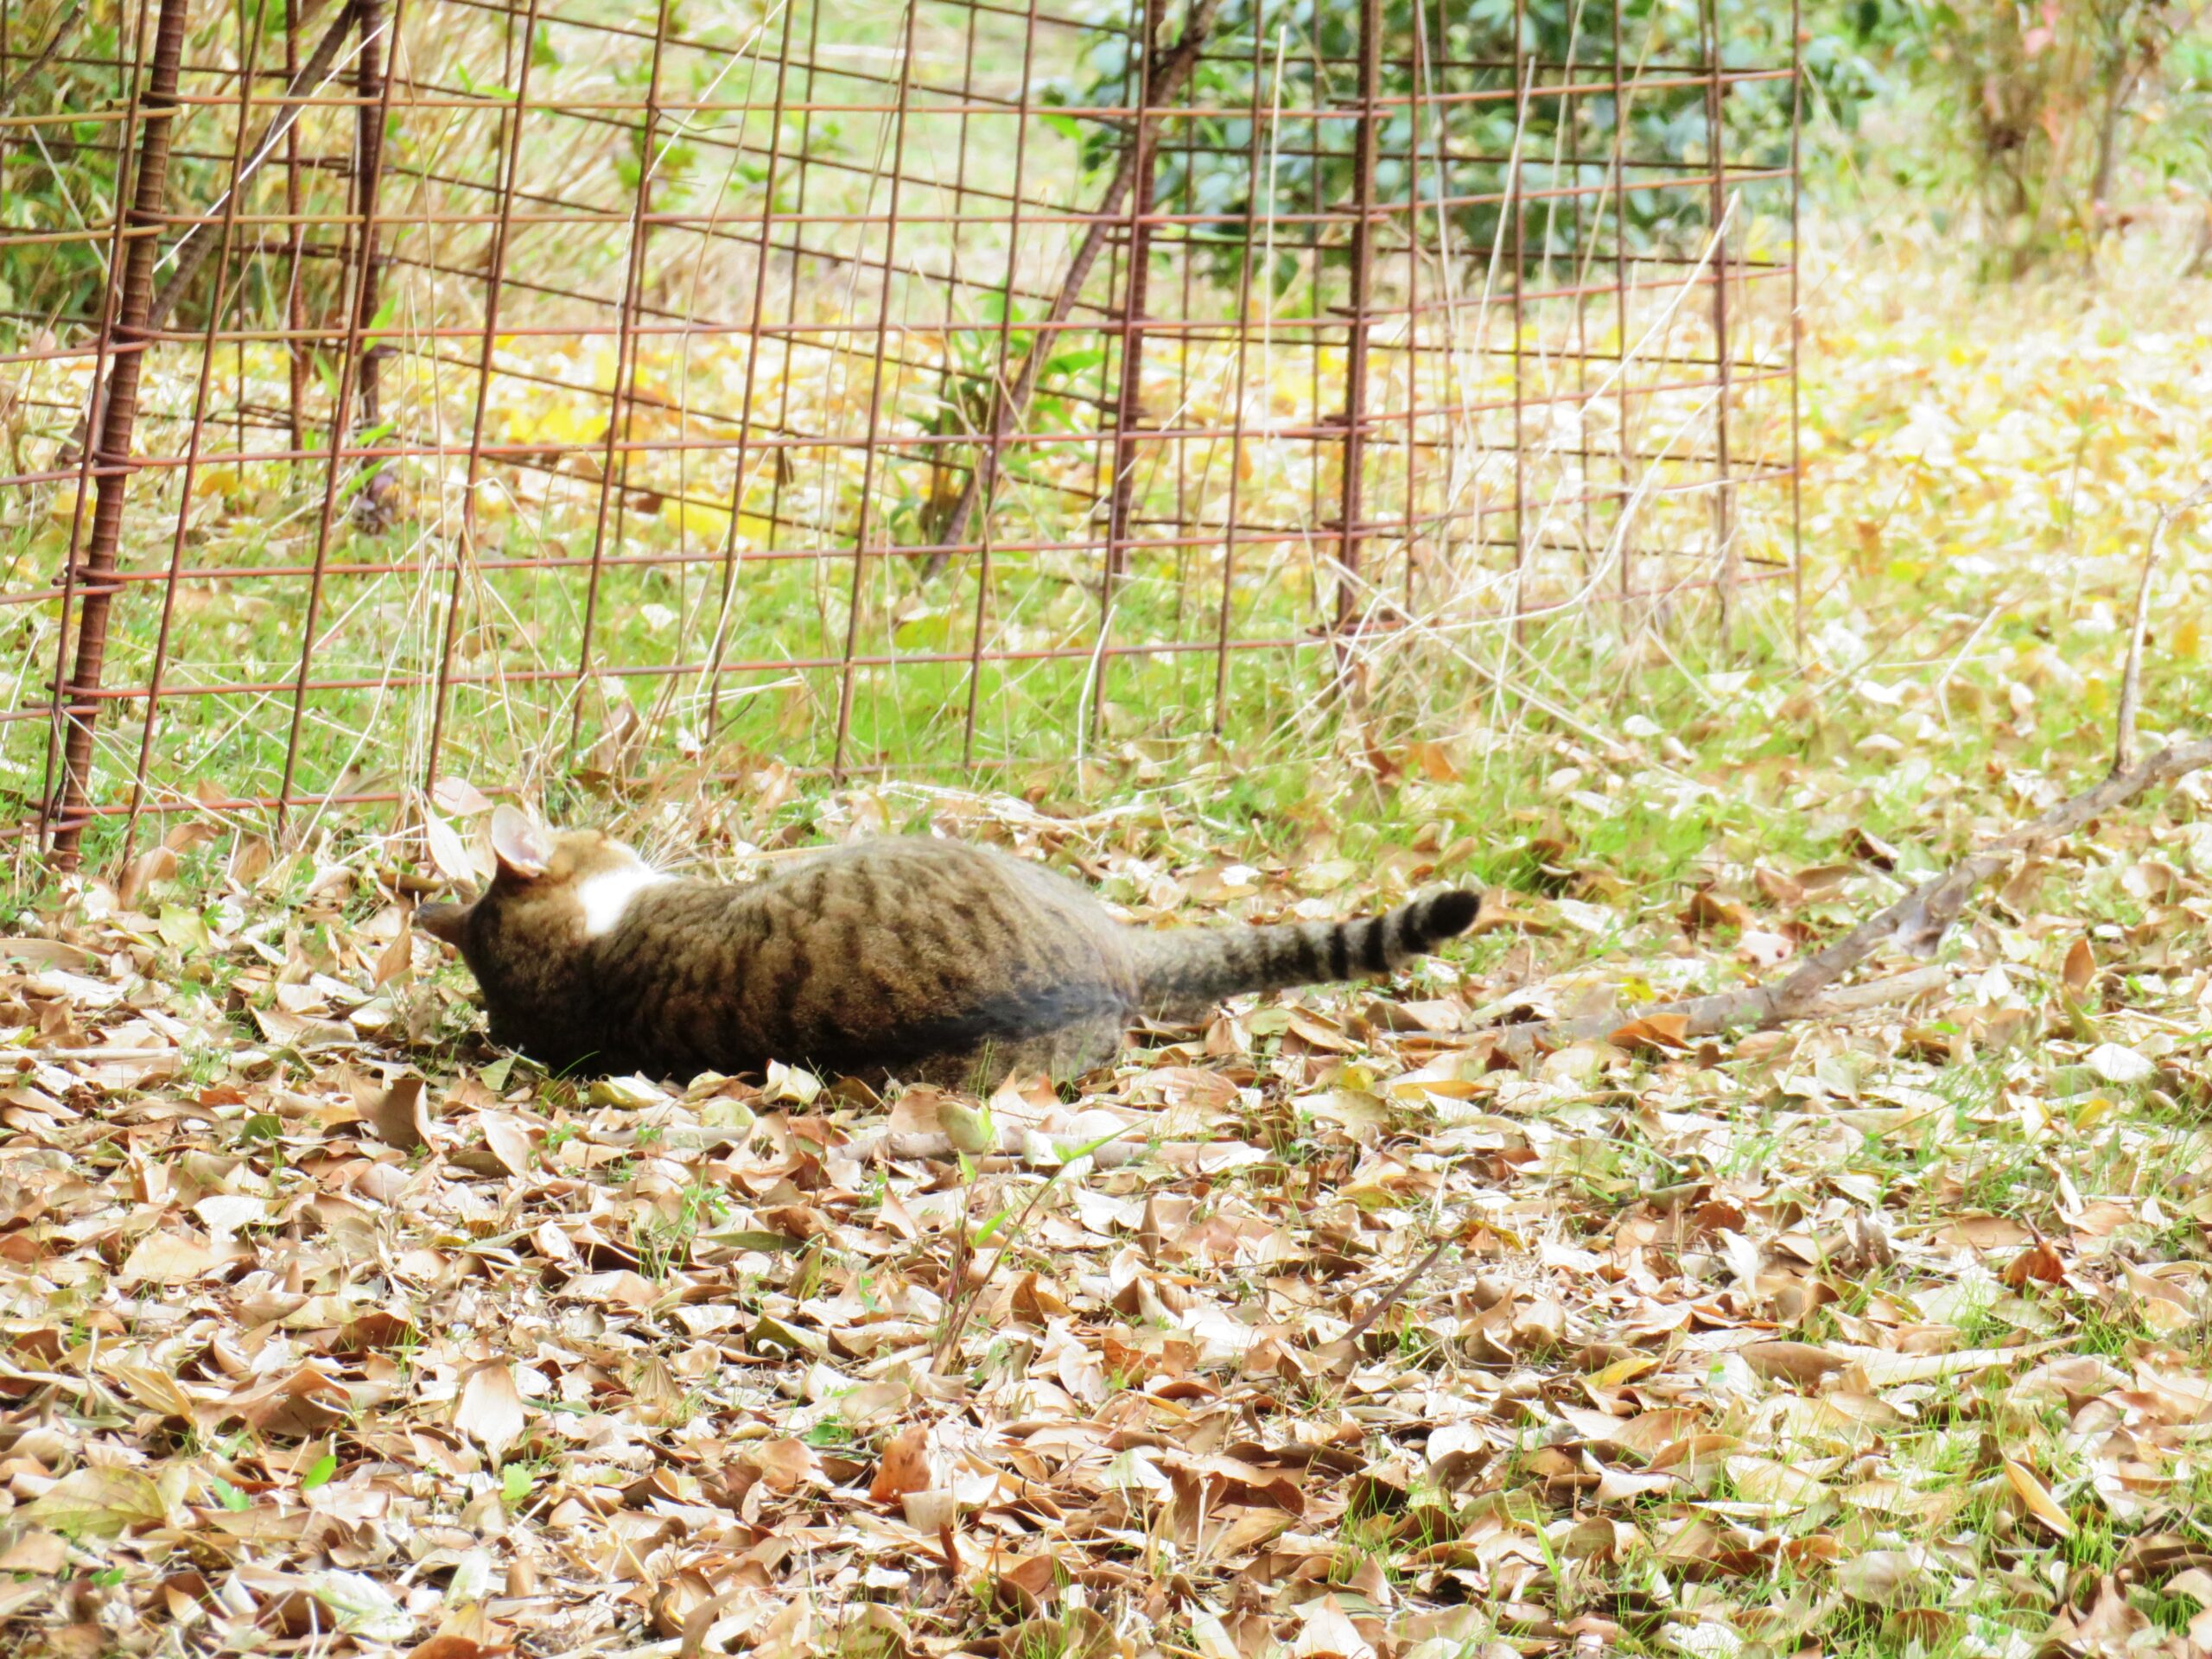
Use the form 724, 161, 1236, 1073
5, 238, 2212, 1658
4, 744, 2212, 1659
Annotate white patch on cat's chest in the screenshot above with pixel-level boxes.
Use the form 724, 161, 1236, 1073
575, 868, 671, 938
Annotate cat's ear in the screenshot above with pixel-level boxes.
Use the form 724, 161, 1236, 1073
416, 900, 472, 946
489, 804, 553, 878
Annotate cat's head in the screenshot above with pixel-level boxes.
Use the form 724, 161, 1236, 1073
416, 805, 653, 957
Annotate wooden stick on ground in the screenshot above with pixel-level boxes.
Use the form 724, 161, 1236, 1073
2115, 480, 2212, 774
1338, 1237, 1450, 1350
1484, 484, 2212, 1058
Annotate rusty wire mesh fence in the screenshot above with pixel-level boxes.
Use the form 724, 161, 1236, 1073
2, 0, 1800, 866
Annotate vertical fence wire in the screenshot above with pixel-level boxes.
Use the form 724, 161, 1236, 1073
0, 0, 1802, 853
275, 0, 407, 834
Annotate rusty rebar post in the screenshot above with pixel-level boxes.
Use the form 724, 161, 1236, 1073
353, 0, 394, 527
34, 0, 154, 864
118, 0, 269, 872
48, 0, 193, 865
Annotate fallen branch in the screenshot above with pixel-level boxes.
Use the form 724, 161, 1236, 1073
1338, 1237, 1449, 1350
60, 0, 363, 463
1484, 486, 2212, 1058
1796, 963, 1952, 1019
2115, 480, 2212, 772
0, 16, 79, 113
1484, 734, 2212, 1058
916, 0, 1224, 580
143, 0, 364, 335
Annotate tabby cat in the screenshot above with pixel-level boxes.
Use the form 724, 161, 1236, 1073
417, 806, 1479, 1087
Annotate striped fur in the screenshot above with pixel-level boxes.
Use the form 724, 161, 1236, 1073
1128, 888, 1482, 1018
419, 810, 1480, 1088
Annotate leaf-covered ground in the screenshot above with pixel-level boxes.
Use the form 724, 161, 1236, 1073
5, 248, 2212, 1659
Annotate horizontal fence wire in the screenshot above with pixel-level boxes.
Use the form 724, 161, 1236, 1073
0, 0, 1800, 865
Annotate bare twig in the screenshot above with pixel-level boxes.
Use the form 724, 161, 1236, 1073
1796, 963, 1952, 1018
143, 0, 363, 335
930, 1120, 1141, 1374
1497, 724, 2196, 1039
1484, 494, 2212, 1058
0, 16, 79, 113
1338, 1237, 1450, 1350
1484, 734, 2212, 1058
2113, 480, 2212, 774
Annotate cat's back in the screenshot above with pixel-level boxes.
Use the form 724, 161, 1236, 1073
596, 834, 1135, 1078
756, 834, 1098, 915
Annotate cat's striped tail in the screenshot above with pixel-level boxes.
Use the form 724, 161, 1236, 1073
1129, 888, 1481, 1015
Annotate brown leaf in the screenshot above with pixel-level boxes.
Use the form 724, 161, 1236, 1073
117, 843, 179, 909
109, 1363, 200, 1423
231, 1366, 351, 1438
478, 1111, 534, 1178
1836, 1548, 1924, 1606
568, 1270, 658, 1310
363, 1075, 435, 1151
2062, 937, 2096, 996
2001, 1241, 2066, 1288
1753, 867, 1805, 906
25, 1467, 167, 1538
408, 1601, 516, 1659
228, 834, 273, 886
454, 1363, 526, 1461
650, 1571, 721, 1642
425, 812, 479, 884
1934, 1214, 2033, 1251
2001, 1457, 2075, 1538
118, 1230, 224, 1287
1403, 740, 1460, 783
373, 917, 414, 987
868, 1426, 933, 1506
1844, 827, 1900, 869
254, 1006, 357, 1050
747, 1439, 821, 1495
1291, 1598, 1377, 1659
0, 1529, 67, 1573
1739, 1341, 1848, 1386
1609, 1014, 1691, 1055
1678, 887, 1749, 934
0, 938, 95, 973
2044, 1575, 2151, 1656
431, 776, 495, 817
